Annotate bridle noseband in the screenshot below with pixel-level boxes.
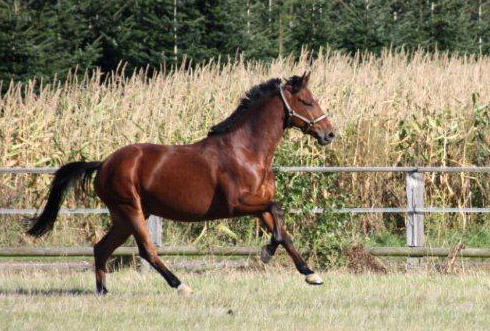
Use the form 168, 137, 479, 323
279, 84, 329, 132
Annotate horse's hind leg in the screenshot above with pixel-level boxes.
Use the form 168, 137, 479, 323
129, 213, 192, 295
93, 218, 131, 295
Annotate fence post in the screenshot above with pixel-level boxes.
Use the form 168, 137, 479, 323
140, 215, 163, 272
406, 171, 425, 270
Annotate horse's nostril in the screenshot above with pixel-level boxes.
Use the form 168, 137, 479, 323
328, 131, 335, 139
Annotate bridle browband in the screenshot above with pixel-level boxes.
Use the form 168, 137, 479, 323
279, 84, 329, 132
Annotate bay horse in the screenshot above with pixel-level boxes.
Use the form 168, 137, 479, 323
27, 72, 335, 295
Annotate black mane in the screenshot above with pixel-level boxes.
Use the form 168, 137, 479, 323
208, 78, 282, 136
207, 75, 307, 136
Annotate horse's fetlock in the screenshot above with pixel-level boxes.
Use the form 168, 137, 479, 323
260, 245, 273, 264
296, 262, 314, 275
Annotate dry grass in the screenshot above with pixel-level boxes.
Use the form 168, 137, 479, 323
1, 49, 490, 248
1, 268, 490, 330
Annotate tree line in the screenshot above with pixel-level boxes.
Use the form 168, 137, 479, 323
0, 0, 488, 86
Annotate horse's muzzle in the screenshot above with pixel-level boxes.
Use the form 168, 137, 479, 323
316, 131, 335, 145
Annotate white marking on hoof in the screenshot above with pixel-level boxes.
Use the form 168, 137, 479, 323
305, 273, 323, 285
177, 283, 193, 296
260, 246, 272, 264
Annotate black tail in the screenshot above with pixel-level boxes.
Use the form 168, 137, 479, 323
26, 161, 102, 237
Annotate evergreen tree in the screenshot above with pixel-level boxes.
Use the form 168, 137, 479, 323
479, 0, 490, 54
248, 0, 283, 59
1, 0, 490, 87
232, 0, 279, 60
0, 1, 40, 84
328, 0, 390, 54
384, 0, 423, 51
0, 0, 100, 86
288, 0, 335, 56
40, 0, 101, 78
180, 0, 242, 63
78, 0, 175, 73
427, 0, 478, 53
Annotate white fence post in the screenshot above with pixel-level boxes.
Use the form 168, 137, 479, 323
140, 215, 163, 272
406, 171, 425, 269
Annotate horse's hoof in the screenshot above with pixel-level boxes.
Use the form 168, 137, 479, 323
305, 273, 323, 285
177, 284, 193, 296
260, 245, 273, 264
96, 286, 108, 296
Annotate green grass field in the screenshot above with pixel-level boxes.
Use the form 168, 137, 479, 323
1, 268, 490, 331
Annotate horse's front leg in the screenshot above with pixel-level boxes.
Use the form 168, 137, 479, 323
234, 194, 323, 285
259, 206, 323, 286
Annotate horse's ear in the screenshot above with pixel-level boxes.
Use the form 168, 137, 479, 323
284, 74, 305, 93
302, 71, 311, 87
282, 78, 293, 92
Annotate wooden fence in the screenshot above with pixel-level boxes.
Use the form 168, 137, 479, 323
2, 166, 490, 262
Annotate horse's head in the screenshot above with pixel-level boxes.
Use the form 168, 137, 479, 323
281, 72, 335, 145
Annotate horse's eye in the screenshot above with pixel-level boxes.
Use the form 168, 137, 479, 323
301, 100, 313, 107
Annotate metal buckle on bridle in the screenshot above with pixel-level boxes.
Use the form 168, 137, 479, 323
279, 84, 328, 132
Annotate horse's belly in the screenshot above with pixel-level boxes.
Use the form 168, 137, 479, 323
145, 187, 228, 221
142, 166, 230, 221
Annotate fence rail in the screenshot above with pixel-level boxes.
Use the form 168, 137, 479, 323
275, 166, 490, 173
4, 207, 490, 216
2, 246, 489, 258
0, 246, 257, 257
3, 166, 490, 216
3, 166, 490, 262
3, 166, 490, 174
368, 247, 490, 258
0, 208, 108, 215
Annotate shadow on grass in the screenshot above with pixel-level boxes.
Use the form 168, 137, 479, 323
0, 287, 93, 296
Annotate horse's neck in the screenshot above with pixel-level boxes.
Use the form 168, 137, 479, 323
228, 97, 285, 167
